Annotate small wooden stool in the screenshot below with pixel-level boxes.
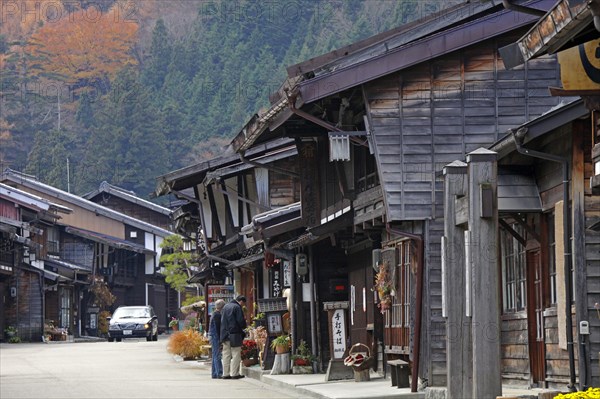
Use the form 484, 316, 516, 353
388, 359, 409, 388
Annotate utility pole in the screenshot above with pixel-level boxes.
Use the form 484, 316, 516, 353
67, 157, 70, 193
57, 90, 61, 131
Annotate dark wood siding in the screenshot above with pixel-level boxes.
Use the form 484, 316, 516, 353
426, 218, 445, 385
501, 312, 531, 385
8, 269, 43, 341
543, 309, 578, 388
269, 157, 300, 206
364, 38, 561, 222
87, 194, 171, 230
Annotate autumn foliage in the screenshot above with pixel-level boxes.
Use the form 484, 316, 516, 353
26, 4, 138, 87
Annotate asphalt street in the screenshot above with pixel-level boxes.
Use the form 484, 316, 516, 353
0, 335, 302, 399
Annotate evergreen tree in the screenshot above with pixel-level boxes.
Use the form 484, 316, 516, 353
76, 92, 96, 129
142, 19, 172, 91
79, 68, 169, 197
25, 129, 75, 191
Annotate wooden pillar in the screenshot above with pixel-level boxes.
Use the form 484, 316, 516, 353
466, 148, 501, 399
443, 160, 472, 399
572, 120, 590, 389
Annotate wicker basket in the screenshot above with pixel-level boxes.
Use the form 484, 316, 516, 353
346, 343, 372, 372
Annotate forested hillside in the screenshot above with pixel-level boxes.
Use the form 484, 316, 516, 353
0, 0, 456, 199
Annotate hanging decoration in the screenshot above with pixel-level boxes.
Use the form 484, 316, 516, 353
373, 261, 394, 313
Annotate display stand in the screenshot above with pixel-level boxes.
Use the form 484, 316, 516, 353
270, 353, 290, 375
257, 298, 288, 371
323, 301, 353, 381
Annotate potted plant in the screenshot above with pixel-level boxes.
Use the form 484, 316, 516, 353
241, 339, 259, 367
4, 326, 20, 343
291, 340, 316, 374
168, 317, 179, 332
252, 312, 266, 328
270, 334, 290, 354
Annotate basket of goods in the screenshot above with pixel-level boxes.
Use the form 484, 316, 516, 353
343, 343, 372, 371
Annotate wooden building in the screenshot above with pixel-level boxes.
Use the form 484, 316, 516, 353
154, 0, 600, 392
0, 182, 72, 341
443, 98, 599, 394
496, 0, 600, 391
1, 170, 173, 335
84, 181, 172, 230
155, 138, 301, 331
83, 181, 183, 328
224, 0, 563, 390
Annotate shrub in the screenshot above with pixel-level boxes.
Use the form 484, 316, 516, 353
166, 329, 209, 360
98, 311, 111, 335
291, 340, 316, 365
555, 387, 600, 399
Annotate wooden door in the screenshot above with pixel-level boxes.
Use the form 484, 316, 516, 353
526, 250, 545, 385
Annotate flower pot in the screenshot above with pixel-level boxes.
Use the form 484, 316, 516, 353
275, 344, 289, 354
292, 365, 313, 374
293, 358, 309, 366
170, 325, 178, 332
242, 358, 258, 367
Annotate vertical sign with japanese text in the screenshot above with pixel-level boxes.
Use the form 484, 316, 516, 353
331, 309, 347, 359
283, 260, 291, 288
270, 265, 282, 297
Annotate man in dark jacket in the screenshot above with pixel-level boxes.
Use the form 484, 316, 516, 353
220, 295, 247, 379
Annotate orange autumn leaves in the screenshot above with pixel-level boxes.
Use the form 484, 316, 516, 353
26, 4, 139, 87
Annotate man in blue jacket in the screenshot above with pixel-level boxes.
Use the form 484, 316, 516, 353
220, 295, 247, 379
209, 299, 225, 379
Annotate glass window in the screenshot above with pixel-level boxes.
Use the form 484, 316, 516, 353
59, 287, 72, 329
547, 213, 557, 305
501, 224, 526, 312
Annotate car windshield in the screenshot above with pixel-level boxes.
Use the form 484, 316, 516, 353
112, 307, 150, 319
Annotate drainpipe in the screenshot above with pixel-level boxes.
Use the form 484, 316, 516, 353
386, 224, 424, 393
501, 0, 546, 16
510, 127, 577, 391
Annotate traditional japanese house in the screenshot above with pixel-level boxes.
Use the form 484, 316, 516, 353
443, 98, 599, 394
1, 170, 173, 335
225, 0, 565, 390
155, 138, 301, 330
0, 182, 72, 341
490, 0, 600, 391
83, 181, 184, 329
83, 181, 172, 230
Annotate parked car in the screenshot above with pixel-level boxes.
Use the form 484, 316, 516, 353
107, 306, 158, 342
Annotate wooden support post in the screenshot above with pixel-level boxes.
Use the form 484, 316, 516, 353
443, 161, 472, 399
572, 120, 590, 389
466, 148, 501, 399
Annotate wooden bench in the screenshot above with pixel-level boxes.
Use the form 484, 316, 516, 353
388, 359, 409, 388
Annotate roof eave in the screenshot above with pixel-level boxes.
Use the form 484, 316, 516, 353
298, 0, 553, 104
499, 0, 597, 69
